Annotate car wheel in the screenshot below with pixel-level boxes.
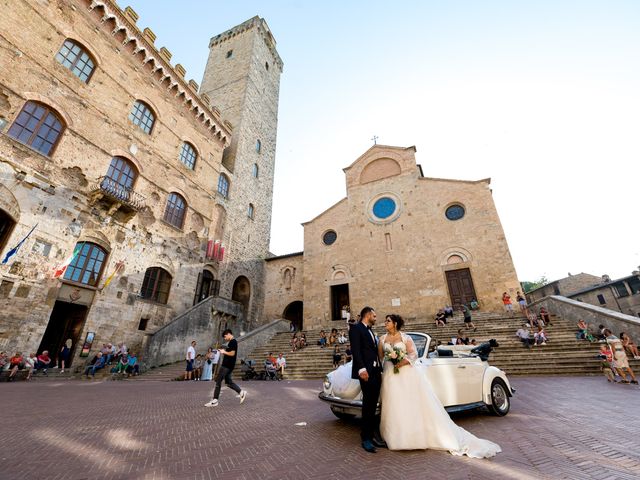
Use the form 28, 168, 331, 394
330, 406, 356, 420
488, 379, 510, 416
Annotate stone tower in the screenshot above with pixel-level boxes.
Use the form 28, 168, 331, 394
200, 17, 283, 330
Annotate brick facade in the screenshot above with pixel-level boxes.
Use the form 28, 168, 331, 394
0, 2, 276, 366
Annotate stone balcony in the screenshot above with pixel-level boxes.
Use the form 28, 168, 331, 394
89, 176, 146, 215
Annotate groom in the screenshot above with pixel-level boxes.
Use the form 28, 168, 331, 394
350, 306, 385, 453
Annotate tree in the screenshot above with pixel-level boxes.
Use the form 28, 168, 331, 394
521, 276, 548, 293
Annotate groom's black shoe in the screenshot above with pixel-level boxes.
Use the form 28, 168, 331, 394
372, 437, 387, 449
361, 440, 377, 453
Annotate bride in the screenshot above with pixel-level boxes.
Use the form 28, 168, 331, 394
379, 314, 501, 458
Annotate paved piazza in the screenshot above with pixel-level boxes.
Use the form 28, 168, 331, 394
0, 376, 638, 480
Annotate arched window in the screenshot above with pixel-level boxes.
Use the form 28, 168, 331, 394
63, 242, 107, 287
103, 157, 137, 200
179, 142, 197, 170
163, 193, 186, 228
55, 39, 96, 83
255, 139, 261, 153
129, 100, 155, 134
7, 101, 65, 156
217, 173, 230, 198
140, 267, 172, 304
252, 163, 259, 178
248, 203, 254, 219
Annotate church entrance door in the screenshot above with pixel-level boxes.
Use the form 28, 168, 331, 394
330, 284, 350, 321
445, 268, 477, 307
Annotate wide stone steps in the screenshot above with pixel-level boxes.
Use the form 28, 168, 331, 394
244, 312, 632, 379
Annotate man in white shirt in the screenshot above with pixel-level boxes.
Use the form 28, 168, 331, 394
184, 340, 196, 381
276, 352, 286, 377
515, 325, 533, 349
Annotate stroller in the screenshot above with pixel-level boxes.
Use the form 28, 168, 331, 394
240, 359, 259, 381
263, 360, 280, 381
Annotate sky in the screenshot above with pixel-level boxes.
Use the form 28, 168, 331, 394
123, 0, 640, 282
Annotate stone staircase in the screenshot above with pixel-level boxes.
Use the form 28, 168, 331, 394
244, 311, 640, 380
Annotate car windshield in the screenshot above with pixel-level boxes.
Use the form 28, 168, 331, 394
408, 333, 428, 358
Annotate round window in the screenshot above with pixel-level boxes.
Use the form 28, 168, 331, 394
372, 197, 397, 219
445, 204, 465, 221
323, 230, 337, 245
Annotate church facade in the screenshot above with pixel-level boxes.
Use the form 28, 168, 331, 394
264, 145, 521, 329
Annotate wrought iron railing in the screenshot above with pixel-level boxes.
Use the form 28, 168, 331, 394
91, 176, 146, 211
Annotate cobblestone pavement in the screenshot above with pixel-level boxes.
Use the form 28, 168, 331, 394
0, 376, 638, 480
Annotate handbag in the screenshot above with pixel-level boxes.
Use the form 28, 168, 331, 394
207, 359, 212, 365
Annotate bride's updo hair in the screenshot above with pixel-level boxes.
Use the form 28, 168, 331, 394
386, 314, 404, 330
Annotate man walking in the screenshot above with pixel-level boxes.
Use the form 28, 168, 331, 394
205, 329, 247, 407
349, 306, 384, 453
184, 340, 196, 381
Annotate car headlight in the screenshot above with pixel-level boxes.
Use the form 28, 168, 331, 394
323, 376, 331, 391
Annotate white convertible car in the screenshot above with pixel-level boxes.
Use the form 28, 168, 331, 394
319, 332, 514, 419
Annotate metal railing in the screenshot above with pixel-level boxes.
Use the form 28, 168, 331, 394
91, 176, 146, 211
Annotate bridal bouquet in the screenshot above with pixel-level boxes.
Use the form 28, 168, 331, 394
384, 345, 406, 374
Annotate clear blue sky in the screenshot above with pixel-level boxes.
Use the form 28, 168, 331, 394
124, 1, 640, 282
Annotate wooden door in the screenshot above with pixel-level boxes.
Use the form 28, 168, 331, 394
445, 268, 477, 307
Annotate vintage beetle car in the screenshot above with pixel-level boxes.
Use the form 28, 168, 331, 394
319, 332, 514, 419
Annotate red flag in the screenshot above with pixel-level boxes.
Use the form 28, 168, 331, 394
218, 244, 225, 261
206, 240, 214, 259
213, 240, 220, 260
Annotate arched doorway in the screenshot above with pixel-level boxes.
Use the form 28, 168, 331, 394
283, 301, 303, 331
0, 208, 17, 255
232, 275, 251, 327
193, 270, 215, 305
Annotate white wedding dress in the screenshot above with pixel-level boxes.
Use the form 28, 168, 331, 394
379, 333, 501, 458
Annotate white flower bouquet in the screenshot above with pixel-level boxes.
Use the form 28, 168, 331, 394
384, 345, 406, 374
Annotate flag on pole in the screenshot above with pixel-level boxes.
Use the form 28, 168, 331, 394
1, 224, 37, 265
53, 245, 82, 278
101, 260, 125, 291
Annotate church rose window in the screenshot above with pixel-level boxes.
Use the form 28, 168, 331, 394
372, 197, 396, 219
445, 204, 465, 221
323, 230, 337, 245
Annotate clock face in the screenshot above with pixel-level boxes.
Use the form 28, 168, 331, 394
372, 197, 396, 219
323, 230, 337, 245
445, 204, 465, 221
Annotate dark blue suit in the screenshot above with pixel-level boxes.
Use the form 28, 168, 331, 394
349, 321, 382, 442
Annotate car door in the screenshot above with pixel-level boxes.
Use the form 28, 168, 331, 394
451, 357, 484, 405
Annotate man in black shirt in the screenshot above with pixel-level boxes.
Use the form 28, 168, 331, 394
204, 329, 246, 407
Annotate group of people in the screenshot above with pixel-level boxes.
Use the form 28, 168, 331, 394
290, 332, 307, 352
263, 352, 287, 378
598, 329, 638, 384
502, 291, 529, 316
317, 328, 348, 348
332, 343, 353, 368
84, 343, 139, 378
515, 323, 549, 348
434, 303, 479, 331
184, 340, 222, 381
1, 338, 80, 380
1, 351, 46, 381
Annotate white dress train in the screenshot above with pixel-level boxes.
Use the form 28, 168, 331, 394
379, 333, 501, 458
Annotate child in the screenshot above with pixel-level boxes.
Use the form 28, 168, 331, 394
598, 344, 616, 383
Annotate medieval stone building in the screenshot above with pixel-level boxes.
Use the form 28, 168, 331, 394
0, 1, 280, 367
264, 145, 522, 330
